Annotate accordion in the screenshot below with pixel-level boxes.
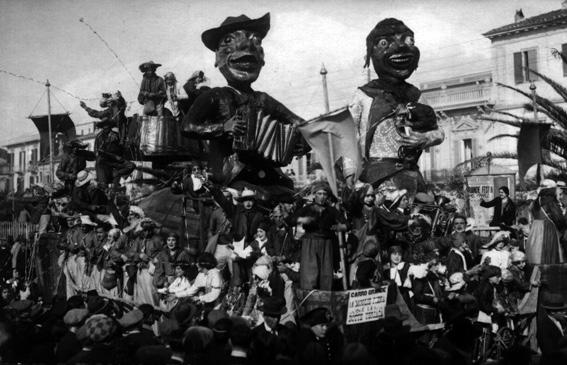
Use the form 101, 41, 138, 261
232, 109, 300, 167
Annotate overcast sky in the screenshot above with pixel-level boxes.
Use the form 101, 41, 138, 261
0, 0, 561, 144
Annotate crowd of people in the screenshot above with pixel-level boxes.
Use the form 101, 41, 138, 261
1, 172, 567, 364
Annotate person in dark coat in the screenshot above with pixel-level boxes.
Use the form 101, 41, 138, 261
229, 322, 252, 365
250, 297, 288, 364
537, 292, 567, 361
297, 307, 344, 365
480, 186, 516, 228
446, 232, 474, 276
55, 308, 89, 363
473, 265, 506, 326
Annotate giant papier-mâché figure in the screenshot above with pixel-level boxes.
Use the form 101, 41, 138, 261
181, 13, 308, 203
349, 18, 444, 199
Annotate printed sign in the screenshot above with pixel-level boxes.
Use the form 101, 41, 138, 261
346, 288, 387, 325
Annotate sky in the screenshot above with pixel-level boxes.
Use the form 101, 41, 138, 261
0, 0, 561, 145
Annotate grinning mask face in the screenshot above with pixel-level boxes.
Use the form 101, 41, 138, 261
215, 30, 265, 87
367, 19, 420, 82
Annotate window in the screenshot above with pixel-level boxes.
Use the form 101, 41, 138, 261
514, 49, 539, 84
31, 148, 38, 164
8, 153, 14, 169
461, 138, 473, 163
19, 151, 26, 171
562, 43, 567, 77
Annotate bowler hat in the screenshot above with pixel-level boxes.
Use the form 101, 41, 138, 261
258, 296, 287, 317
201, 13, 270, 51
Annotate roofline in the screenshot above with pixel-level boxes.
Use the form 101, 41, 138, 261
483, 16, 567, 40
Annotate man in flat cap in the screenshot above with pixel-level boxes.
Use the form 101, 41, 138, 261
182, 13, 308, 203
138, 61, 167, 116
349, 18, 444, 201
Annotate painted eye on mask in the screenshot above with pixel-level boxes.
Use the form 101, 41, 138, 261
377, 39, 389, 48
222, 35, 234, 44
404, 36, 415, 46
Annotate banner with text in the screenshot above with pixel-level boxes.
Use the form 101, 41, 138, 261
346, 288, 387, 325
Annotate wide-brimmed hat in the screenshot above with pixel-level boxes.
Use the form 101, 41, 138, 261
446, 272, 466, 292
75, 170, 93, 187
258, 297, 287, 317
139, 61, 162, 72
541, 292, 567, 311
65, 139, 88, 150
236, 188, 257, 202
201, 13, 270, 51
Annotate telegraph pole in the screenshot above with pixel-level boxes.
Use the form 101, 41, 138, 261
46, 80, 54, 182
320, 64, 330, 113
530, 81, 542, 185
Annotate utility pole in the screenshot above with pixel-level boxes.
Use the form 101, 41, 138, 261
320, 63, 330, 113
46, 80, 54, 182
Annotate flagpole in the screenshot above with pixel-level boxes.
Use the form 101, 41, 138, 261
328, 131, 348, 290
46, 80, 54, 182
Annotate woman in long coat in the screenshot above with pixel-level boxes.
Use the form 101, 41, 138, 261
526, 187, 566, 264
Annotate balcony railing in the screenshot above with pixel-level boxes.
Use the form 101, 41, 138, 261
421, 85, 493, 110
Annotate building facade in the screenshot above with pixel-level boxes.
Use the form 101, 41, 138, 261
419, 3, 567, 183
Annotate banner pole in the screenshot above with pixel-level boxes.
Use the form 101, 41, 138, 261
328, 132, 348, 290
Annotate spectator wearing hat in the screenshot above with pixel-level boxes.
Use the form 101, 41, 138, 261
473, 265, 507, 326
70, 171, 108, 216
294, 181, 345, 291
67, 314, 119, 364
480, 231, 511, 271
175, 253, 223, 308
114, 309, 160, 364
480, 186, 516, 229
442, 272, 478, 323
138, 61, 166, 116
507, 250, 530, 305
227, 187, 265, 286
297, 307, 343, 365
242, 255, 285, 321
372, 188, 414, 247
56, 308, 89, 363
526, 186, 567, 265
250, 296, 287, 364
538, 292, 567, 360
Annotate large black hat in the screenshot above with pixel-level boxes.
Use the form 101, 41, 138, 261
201, 13, 270, 51
258, 297, 287, 317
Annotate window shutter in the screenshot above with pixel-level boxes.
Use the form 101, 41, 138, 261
514, 52, 524, 84
527, 49, 538, 81
562, 43, 567, 77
